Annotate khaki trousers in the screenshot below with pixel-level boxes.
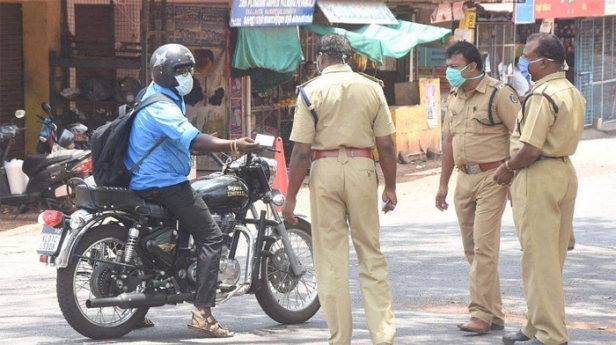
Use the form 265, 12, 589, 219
512, 158, 576, 345
309, 156, 396, 345
453, 169, 507, 326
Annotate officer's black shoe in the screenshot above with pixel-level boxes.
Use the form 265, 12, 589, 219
516, 338, 568, 345
502, 330, 531, 345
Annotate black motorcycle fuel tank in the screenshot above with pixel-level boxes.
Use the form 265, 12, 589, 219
191, 174, 249, 213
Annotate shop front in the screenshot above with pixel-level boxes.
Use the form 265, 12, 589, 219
231, 0, 452, 161
533, 0, 614, 125
37, 0, 452, 166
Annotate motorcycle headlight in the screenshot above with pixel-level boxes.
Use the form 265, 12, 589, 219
69, 210, 92, 230
272, 192, 285, 206
260, 158, 277, 187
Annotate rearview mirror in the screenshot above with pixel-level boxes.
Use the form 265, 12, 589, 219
15, 110, 25, 119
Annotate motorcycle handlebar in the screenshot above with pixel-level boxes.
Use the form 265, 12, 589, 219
204, 146, 278, 169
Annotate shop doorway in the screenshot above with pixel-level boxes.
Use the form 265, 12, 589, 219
575, 19, 595, 126
0, 3, 25, 159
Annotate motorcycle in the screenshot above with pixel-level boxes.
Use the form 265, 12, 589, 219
0, 109, 92, 215
36, 143, 319, 340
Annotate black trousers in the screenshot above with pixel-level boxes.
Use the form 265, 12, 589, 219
137, 181, 222, 308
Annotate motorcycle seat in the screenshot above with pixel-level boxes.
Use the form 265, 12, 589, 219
74, 184, 169, 218
23, 150, 90, 177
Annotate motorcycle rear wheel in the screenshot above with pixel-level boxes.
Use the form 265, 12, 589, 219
56, 224, 148, 339
255, 218, 320, 324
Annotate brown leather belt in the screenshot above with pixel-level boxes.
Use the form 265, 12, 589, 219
458, 160, 504, 174
313, 147, 373, 161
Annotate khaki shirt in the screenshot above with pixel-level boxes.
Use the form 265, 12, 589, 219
444, 75, 520, 165
510, 72, 586, 157
290, 64, 395, 149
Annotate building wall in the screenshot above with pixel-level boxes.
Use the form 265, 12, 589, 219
0, 0, 61, 155
389, 78, 442, 158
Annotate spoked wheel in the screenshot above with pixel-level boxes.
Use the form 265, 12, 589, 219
255, 219, 320, 324
56, 224, 148, 339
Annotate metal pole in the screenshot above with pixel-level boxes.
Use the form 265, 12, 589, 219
245, 76, 252, 137
140, 0, 148, 87
409, 49, 414, 81
600, 17, 605, 120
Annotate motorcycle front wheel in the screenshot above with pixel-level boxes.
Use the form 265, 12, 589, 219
255, 218, 320, 324
56, 224, 148, 339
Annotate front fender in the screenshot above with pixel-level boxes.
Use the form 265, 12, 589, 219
53, 211, 134, 268
293, 213, 309, 221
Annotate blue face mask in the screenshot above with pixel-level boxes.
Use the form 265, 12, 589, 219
446, 64, 484, 88
175, 74, 194, 96
518, 57, 530, 78
518, 56, 543, 80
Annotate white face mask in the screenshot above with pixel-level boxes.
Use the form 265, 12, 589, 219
175, 74, 193, 96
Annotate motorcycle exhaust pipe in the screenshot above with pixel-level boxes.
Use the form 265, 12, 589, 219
86, 292, 194, 309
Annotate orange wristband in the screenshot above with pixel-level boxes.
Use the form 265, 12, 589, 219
229, 140, 235, 153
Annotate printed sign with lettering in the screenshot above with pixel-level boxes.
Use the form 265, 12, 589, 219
230, 0, 316, 27
535, 0, 605, 19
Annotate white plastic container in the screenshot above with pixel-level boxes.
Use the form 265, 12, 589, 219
5, 159, 29, 195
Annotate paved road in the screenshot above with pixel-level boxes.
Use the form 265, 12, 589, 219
1, 138, 615, 344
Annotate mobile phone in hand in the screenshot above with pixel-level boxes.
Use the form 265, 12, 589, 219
381, 199, 390, 212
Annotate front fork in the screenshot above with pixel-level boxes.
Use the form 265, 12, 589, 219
251, 202, 305, 277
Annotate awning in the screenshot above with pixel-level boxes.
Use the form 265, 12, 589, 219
305, 20, 452, 65
232, 26, 304, 91
232, 26, 304, 73
317, 0, 398, 25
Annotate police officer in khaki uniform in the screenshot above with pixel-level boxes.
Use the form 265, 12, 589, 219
496, 33, 585, 345
436, 41, 520, 334
282, 34, 397, 345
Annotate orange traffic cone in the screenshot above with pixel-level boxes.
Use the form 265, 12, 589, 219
272, 137, 289, 198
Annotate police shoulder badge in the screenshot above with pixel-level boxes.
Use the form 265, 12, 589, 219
509, 94, 519, 103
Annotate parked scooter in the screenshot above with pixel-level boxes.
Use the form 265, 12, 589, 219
36, 102, 89, 153
0, 109, 92, 215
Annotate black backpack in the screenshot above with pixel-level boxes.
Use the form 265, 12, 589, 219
91, 91, 174, 187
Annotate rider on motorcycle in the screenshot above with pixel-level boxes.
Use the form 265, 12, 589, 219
124, 43, 259, 337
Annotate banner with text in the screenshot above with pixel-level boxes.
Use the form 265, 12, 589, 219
535, 0, 605, 19
230, 0, 316, 27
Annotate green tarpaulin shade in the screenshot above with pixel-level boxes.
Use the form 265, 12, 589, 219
305, 20, 451, 65
233, 26, 304, 74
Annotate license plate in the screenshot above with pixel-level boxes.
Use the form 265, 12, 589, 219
37, 225, 65, 256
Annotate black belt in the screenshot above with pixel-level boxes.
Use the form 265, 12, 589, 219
536, 155, 566, 162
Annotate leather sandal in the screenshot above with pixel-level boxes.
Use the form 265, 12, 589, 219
458, 321, 504, 331
187, 311, 234, 338
457, 317, 490, 333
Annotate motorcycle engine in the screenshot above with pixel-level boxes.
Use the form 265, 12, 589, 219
188, 234, 240, 288
211, 213, 235, 234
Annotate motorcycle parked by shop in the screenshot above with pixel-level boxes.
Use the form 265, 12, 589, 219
0, 109, 92, 214
36, 141, 319, 340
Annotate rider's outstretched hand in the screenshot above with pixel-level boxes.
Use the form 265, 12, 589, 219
236, 138, 260, 152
